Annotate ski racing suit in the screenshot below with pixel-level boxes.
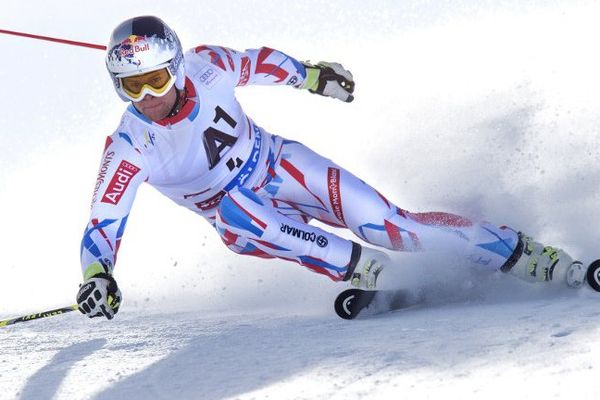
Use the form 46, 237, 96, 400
80, 45, 520, 282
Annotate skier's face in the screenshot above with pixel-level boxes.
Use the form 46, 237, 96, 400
133, 86, 178, 122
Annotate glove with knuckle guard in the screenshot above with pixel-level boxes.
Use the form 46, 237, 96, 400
76, 272, 122, 320
301, 61, 355, 102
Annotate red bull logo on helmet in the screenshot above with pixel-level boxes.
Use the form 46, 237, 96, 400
118, 35, 150, 58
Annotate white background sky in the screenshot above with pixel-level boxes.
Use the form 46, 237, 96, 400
1, 0, 600, 315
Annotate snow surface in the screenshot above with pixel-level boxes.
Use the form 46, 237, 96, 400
2, 1, 600, 399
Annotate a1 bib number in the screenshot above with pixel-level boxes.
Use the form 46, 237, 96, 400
203, 105, 238, 170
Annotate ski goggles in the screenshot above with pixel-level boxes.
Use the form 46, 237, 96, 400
118, 67, 175, 101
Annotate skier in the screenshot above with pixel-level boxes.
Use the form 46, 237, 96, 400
76, 16, 586, 320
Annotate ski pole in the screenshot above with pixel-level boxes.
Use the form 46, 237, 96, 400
0, 305, 78, 327
0, 28, 105, 50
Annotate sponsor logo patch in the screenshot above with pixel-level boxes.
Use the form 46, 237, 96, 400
143, 130, 156, 149
195, 190, 226, 211
101, 160, 141, 205
196, 65, 222, 88
91, 151, 115, 206
280, 223, 328, 248
118, 35, 149, 59
327, 167, 346, 225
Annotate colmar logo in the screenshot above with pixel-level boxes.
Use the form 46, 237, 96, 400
101, 160, 141, 205
280, 223, 328, 248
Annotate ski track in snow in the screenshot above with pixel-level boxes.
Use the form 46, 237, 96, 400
2, 0, 600, 399
2, 288, 600, 400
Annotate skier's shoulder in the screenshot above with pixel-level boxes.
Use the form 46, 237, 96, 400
184, 44, 239, 81
104, 111, 146, 157
184, 44, 234, 65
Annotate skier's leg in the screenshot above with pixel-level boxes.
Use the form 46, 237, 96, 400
267, 139, 516, 267
214, 187, 360, 282
266, 139, 583, 287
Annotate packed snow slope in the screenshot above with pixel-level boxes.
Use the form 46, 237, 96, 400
1, 1, 600, 399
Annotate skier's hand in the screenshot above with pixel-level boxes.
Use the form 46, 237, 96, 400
301, 61, 355, 102
76, 273, 122, 320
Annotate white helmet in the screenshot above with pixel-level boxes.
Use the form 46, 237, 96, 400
106, 16, 184, 102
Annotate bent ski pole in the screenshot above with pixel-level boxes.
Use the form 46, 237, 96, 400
0, 29, 105, 50
0, 305, 78, 327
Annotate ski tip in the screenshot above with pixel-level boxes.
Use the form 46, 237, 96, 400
334, 288, 376, 320
587, 259, 600, 292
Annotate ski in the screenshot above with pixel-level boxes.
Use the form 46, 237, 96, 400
586, 259, 600, 292
335, 259, 600, 320
334, 288, 422, 320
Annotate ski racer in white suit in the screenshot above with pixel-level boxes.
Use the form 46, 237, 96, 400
76, 16, 586, 319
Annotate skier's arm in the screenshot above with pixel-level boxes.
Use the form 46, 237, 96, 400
190, 45, 355, 102
77, 133, 148, 319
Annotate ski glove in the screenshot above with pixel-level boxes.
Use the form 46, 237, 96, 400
301, 62, 355, 102
76, 273, 122, 320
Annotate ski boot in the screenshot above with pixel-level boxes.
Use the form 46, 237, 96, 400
344, 243, 391, 290
500, 233, 585, 288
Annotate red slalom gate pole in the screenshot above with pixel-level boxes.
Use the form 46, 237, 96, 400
0, 28, 106, 50
0, 29, 101, 327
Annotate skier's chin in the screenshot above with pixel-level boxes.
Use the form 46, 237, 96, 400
136, 100, 170, 121
134, 89, 177, 122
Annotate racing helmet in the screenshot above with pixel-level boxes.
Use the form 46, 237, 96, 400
105, 16, 184, 102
